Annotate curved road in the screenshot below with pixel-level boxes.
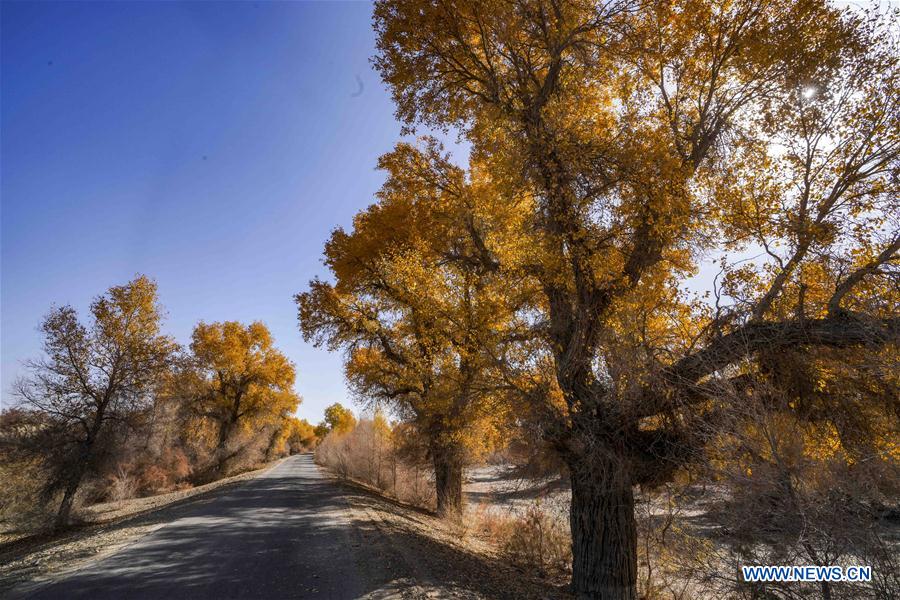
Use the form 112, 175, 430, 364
25, 455, 374, 599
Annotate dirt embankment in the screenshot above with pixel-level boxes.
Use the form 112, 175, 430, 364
337, 475, 570, 599
313, 460, 571, 599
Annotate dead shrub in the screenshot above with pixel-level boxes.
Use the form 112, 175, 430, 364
165, 447, 192, 481
107, 465, 139, 502
503, 502, 571, 577
315, 418, 436, 510
138, 465, 171, 494
0, 456, 52, 532
147, 446, 193, 489
472, 501, 571, 579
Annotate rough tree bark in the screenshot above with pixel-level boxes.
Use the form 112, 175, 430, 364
568, 457, 638, 600
264, 426, 282, 462
432, 444, 464, 517
213, 416, 238, 476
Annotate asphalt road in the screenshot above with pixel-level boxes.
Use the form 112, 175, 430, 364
25, 455, 373, 599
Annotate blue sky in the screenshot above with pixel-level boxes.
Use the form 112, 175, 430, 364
1, 1, 445, 422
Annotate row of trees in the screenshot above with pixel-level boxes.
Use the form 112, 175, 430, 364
2, 275, 313, 530
299, 1, 899, 598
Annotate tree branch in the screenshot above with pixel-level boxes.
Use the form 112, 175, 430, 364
828, 236, 900, 316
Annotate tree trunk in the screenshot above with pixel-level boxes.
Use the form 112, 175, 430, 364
53, 424, 101, 531
264, 426, 281, 462
54, 476, 81, 531
217, 416, 233, 449
215, 418, 236, 475
54, 453, 92, 531
433, 451, 463, 517
569, 466, 638, 600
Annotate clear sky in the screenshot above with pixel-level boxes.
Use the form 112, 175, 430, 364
1, 0, 435, 423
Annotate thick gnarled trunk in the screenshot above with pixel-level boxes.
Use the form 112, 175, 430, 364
264, 425, 283, 462
569, 463, 638, 600
433, 448, 463, 517
54, 420, 102, 531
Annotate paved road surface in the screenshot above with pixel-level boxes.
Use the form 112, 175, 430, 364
25, 455, 373, 599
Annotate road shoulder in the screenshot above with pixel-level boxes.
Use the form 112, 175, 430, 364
330, 472, 569, 599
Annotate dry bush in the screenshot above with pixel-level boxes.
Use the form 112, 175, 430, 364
182, 425, 273, 483
697, 376, 900, 600
97, 443, 195, 502
106, 465, 139, 502
316, 418, 436, 509
0, 455, 52, 533
470, 501, 571, 580
623, 368, 900, 600
163, 447, 192, 481
392, 462, 436, 508
632, 484, 720, 600
219, 429, 271, 475
504, 502, 571, 577
138, 465, 171, 495
0, 409, 61, 532
134, 447, 192, 495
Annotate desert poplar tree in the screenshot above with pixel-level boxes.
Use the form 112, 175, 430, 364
185, 321, 300, 475
298, 141, 532, 516
16, 275, 176, 529
372, 0, 899, 597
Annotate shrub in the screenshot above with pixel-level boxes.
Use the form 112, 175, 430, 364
505, 502, 571, 576
107, 465, 139, 502
102, 446, 194, 499
165, 447, 192, 482
315, 417, 435, 509
0, 456, 51, 532
472, 501, 571, 579
138, 465, 170, 494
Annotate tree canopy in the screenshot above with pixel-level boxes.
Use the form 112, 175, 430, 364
298, 140, 539, 514
320, 402, 358, 436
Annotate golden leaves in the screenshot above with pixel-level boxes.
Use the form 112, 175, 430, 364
189, 320, 300, 429
355, 0, 899, 496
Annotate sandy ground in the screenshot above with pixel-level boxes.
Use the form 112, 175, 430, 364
464, 465, 570, 520
341, 477, 568, 599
